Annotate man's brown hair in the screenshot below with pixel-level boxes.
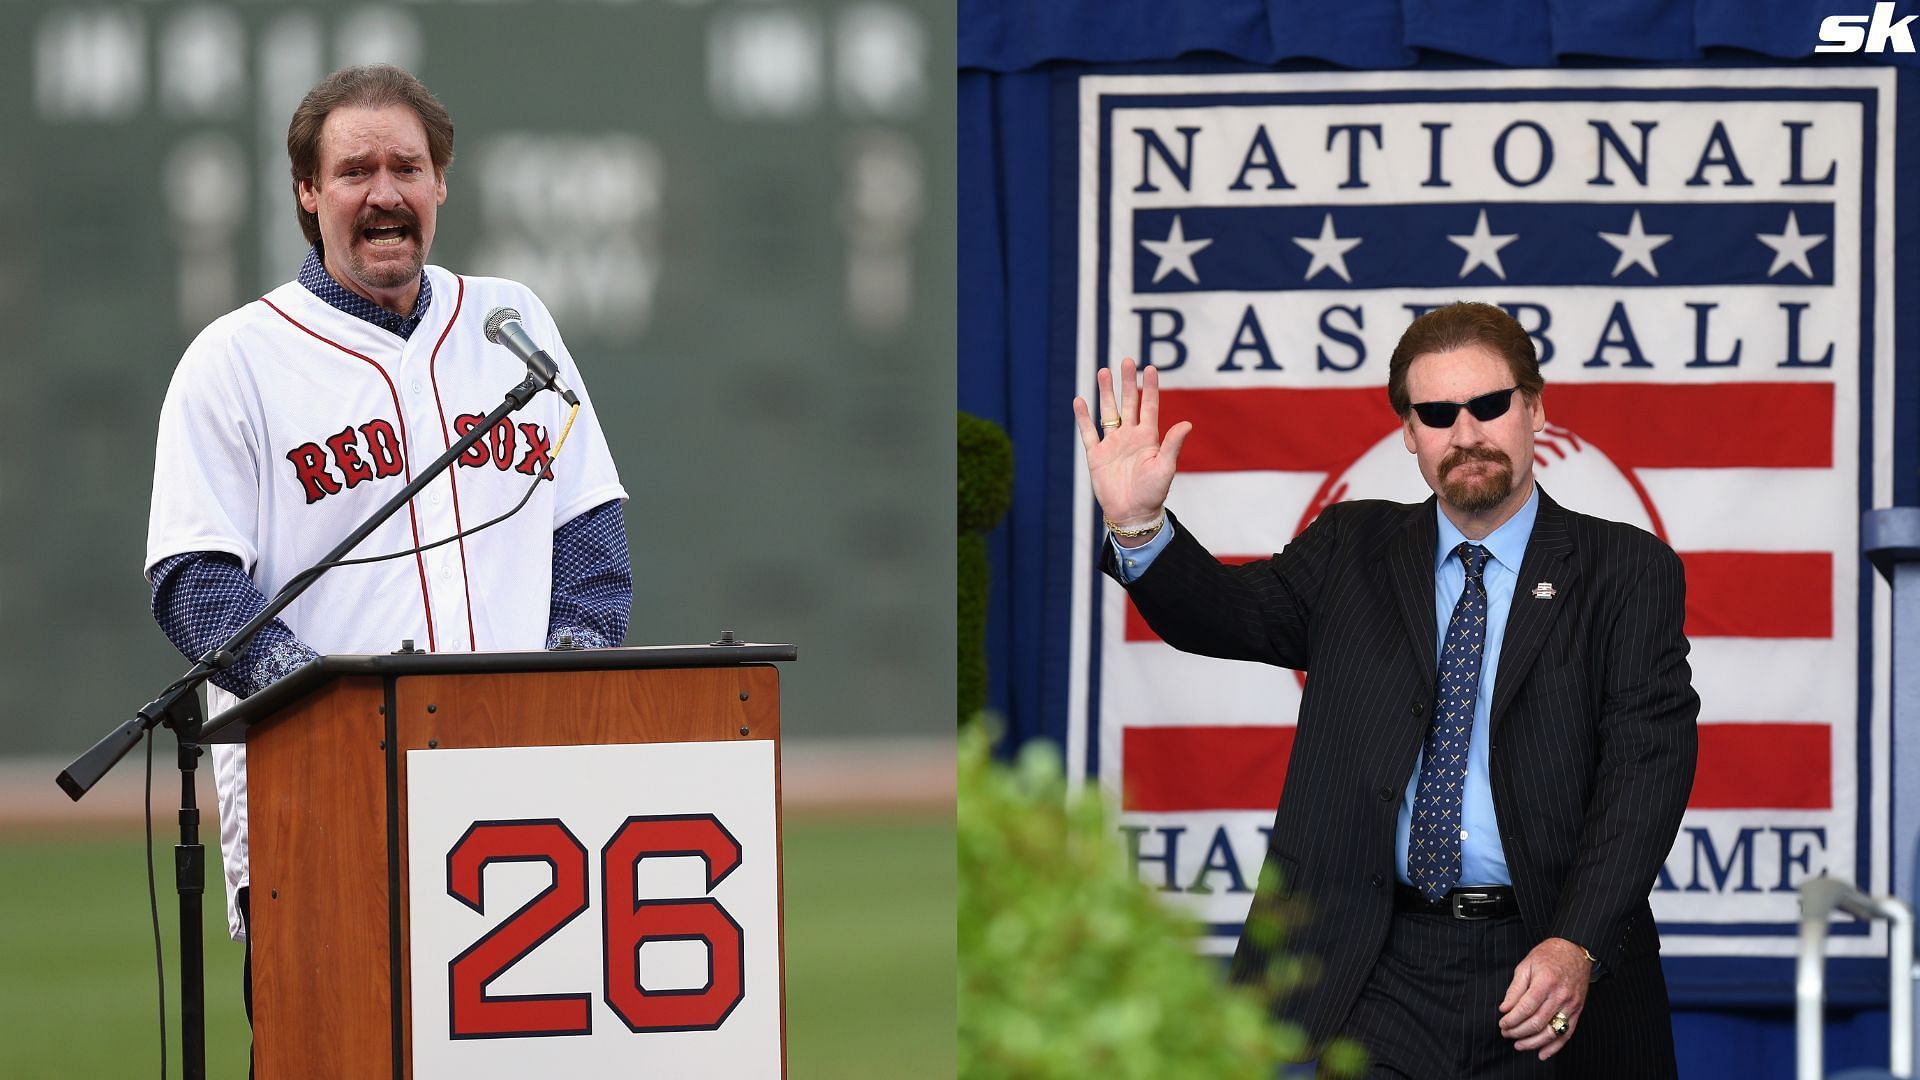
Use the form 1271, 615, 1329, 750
1386, 302, 1544, 416
286, 64, 455, 252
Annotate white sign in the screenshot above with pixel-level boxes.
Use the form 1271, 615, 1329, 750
407, 741, 782, 1078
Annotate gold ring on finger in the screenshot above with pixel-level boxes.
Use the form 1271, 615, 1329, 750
1100, 418, 1121, 430
1548, 1012, 1569, 1037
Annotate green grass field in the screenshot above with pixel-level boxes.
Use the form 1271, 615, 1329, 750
0, 815, 953, 1079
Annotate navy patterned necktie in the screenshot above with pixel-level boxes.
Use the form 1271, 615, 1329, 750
1408, 542, 1492, 901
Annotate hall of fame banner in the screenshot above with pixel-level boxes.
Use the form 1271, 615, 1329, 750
1061, 68, 1899, 996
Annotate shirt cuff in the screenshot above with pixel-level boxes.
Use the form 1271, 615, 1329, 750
1111, 518, 1177, 582
546, 626, 616, 650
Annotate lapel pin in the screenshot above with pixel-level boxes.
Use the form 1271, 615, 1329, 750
1532, 582, 1556, 600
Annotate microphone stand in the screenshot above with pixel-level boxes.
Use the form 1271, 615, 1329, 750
57, 370, 553, 1080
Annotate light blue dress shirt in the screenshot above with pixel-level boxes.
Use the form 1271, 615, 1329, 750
1111, 485, 1542, 887
1397, 485, 1538, 886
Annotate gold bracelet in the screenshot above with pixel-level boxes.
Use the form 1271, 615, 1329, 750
1105, 513, 1165, 539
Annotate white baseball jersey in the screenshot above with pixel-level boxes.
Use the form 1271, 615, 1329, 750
146, 266, 627, 939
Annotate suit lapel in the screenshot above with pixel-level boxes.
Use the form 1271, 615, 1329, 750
1378, 499, 1439, 695
1490, 487, 1578, 730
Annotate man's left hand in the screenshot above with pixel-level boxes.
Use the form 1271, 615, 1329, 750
1497, 936, 1592, 1060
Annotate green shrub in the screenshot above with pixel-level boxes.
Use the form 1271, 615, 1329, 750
958, 412, 1014, 722
959, 724, 1360, 1078
958, 411, 1014, 534
958, 531, 991, 725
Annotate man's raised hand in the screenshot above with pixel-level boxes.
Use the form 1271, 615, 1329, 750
1072, 358, 1192, 543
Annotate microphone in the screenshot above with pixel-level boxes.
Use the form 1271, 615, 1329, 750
483, 307, 580, 406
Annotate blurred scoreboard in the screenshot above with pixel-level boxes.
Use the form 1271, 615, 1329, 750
0, 1, 954, 752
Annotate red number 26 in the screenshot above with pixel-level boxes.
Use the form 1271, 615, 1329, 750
444, 814, 746, 1039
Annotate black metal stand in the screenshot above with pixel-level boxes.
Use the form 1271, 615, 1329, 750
163, 692, 207, 1080
56, 370, 552, 1080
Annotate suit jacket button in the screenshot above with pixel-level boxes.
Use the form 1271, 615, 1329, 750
1409, 702, 1424, 715
1370, 873, 1385, 888
1377, 786, 1394, 801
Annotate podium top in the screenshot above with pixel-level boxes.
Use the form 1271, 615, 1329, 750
201, 642, 797, 744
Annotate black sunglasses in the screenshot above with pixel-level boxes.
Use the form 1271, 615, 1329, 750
1409, 386, 1520, 429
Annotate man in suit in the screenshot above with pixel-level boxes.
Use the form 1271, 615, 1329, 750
1072, 302, 1697, 1077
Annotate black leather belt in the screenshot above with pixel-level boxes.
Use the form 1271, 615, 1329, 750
1394, 883, 1519, 920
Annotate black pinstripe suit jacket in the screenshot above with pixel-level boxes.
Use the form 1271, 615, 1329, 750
1109, 488, 1698, 1065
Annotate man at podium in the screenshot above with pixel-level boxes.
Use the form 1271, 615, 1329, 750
140, 62, 632, 1025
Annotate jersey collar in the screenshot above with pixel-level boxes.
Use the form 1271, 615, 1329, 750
296, 247, 433, 341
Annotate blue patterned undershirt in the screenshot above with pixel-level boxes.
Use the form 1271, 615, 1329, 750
296, 247, 434, 339
150, 252, 632, 696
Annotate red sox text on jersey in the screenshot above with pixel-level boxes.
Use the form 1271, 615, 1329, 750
284, 415, 554, 504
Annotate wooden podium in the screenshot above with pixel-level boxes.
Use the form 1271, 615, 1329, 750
203, 643, 796, 1079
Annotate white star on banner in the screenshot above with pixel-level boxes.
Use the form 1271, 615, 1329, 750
1292, 212, 1362, 283
1139, 214, 1213, 285
1598, 210, 1672, 279
1757, 211, 1827, 279
1446, 209, 1519, 280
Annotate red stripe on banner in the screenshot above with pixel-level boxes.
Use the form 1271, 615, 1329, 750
1158, 382, 1831, 472
1158, 388, 1398, 472
1680, 552, 1832, 638
1121, 722, 1828, 812
1123, 726, 1292, 812
1542, 383, 1832, 469
1123, 550, 1831, 642
1690, 723, 1830, 809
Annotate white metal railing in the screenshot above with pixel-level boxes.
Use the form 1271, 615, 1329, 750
1796, 876, 1915, 1080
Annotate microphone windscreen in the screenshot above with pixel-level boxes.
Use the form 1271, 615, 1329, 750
483, 307, 522, 344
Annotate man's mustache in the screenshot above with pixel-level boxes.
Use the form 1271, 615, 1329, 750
357, 209, 419, 231
1440, 445, 1511, 476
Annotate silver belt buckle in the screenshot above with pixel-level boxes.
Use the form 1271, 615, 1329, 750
1450, 889, 1492, 920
